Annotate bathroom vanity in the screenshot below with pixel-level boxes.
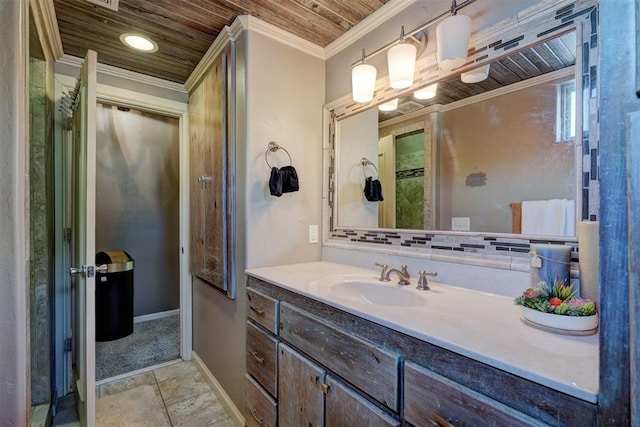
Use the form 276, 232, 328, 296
244, 261, 598, 427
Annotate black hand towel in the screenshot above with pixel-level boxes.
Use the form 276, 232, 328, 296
364, 177, 384, 202
280, 166, 299, 193
269, 167, 283, 197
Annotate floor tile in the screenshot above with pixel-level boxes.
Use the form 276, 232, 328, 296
157, 368, 211, 406
208, 417, 235, 427
99, 371, 156, 398
96, 384, 170, 427
153, 360, 198, 382
167, 391, 228, 427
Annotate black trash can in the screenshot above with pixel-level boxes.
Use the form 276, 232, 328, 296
95, 250, 134, 342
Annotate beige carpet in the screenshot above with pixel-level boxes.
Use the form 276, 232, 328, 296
96, 384, 170, 426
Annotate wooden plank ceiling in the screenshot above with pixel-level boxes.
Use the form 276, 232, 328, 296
53, 0, 389, 83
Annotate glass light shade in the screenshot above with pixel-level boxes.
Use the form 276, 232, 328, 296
378, 98, 398, 111
461, 64, 490, 83
120, 33, 158, 52
387, 42, 417, 89
414, 83, 438, 99
436, 14, 471, 71
352, 63, 377, 103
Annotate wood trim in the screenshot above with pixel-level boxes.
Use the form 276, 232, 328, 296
29, 0, 64, 60
57, 54, 187, 94
324, 0, 417, 59
192, 351, 245, 427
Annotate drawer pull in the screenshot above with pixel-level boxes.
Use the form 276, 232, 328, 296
250, 408, 264, 425
432, 413, 454, 427
321, 383, 330, 394
251, 351, 265, 364
249, 305, 264, 315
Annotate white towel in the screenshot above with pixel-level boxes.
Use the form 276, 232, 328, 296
522, 199, 575, 236
521, 200, 548, 235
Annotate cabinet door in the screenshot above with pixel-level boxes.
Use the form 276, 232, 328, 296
278, 344, 324, 427
246, 374, 277, 427
404, 361, 546, 427
325, 375, 400, 427
189, 49, 229, 293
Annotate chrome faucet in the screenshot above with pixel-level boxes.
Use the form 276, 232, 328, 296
375, 263, 411, 286
416, 270, 438, 290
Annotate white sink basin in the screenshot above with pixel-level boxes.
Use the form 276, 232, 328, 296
330, 280, 425, 307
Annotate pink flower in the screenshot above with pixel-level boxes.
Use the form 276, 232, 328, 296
523, 289, 539, 299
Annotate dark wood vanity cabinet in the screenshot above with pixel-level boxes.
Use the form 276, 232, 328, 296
245, 276, 597, 427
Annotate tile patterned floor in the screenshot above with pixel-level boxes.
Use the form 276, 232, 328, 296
53, 361, 235, 427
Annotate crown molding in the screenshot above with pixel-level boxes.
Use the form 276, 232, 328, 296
324, 0, 417, 59
30, 0, 64, 61
57, 54, 187, 94
238, 15, 325, 60
184, 26, 234, 92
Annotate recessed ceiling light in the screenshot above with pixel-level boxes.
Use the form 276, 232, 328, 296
120, 33, 158, 53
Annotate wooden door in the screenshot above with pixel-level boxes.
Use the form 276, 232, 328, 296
189, 50, 228, 292
325, 375, 400, 427
69, 49, 98, 426
278, 344, 324, 427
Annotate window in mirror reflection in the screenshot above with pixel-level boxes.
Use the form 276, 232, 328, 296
556, 80, 576, 142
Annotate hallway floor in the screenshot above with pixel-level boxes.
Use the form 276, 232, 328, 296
53, 361, 235, 426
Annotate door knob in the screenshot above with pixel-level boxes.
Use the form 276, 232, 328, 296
69, 266, 85, 276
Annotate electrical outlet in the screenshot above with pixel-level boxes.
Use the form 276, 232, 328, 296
309, 224, 319, 243
451, 217, 470, 231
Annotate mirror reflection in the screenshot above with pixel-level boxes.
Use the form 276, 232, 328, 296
336, 31, 579, 237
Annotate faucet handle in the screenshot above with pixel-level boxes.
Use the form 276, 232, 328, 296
416, 270, 437, 291
400, 264, 409, 276
374, 263, 389, 282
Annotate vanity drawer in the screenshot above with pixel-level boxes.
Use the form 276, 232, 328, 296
246, 320, 278, 397
247, 287, 279, 334
404, 361, 545, 427
279, 302, 401, 412
246, 374, 277, 427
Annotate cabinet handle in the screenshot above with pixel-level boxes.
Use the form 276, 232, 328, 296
321, 383, 330, 394
251, 351, 265, 364
250, 408, 264, 425
432, 413, 454, 427
310, 374, 319, 384
249, 305, 264, 315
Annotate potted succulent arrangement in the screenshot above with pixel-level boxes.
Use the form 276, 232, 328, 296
514, 279, 598, 334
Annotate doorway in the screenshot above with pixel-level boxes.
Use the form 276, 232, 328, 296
94, 103, 180, 381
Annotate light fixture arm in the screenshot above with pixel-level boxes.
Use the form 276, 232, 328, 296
350, 0, 477, 67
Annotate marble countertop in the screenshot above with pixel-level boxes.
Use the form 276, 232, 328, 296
245, 261, 599, 403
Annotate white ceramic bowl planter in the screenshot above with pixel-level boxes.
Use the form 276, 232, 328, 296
522, 306, 598, 333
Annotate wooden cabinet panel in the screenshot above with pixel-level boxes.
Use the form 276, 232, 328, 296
189, 48, 234, 296
278, 343, 325, 427
404, 361, 546, 427
279, 302, 401, 412
246, 320, 278, 397
246, 374, 277, 427
247, 287, 279, 334
325, 375, 400, 427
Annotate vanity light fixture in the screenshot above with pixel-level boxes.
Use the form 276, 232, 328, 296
461, 64, 490, 83
349, 0, 477, 103
120, 33, 158, 53
378, 98, 399, 111
387, 27, 417, 89
351, 49, 377, 103
414, 83, 438, 99
436, 1, 472, 71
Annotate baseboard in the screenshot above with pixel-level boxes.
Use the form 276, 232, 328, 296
191, 351, 245, 427
134, 308, 179, 323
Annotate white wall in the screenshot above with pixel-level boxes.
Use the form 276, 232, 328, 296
0, 0, 30, 424
192, 26, 325, 413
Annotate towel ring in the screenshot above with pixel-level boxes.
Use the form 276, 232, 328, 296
265, 141, 292, 169
361, 157, 379, 179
